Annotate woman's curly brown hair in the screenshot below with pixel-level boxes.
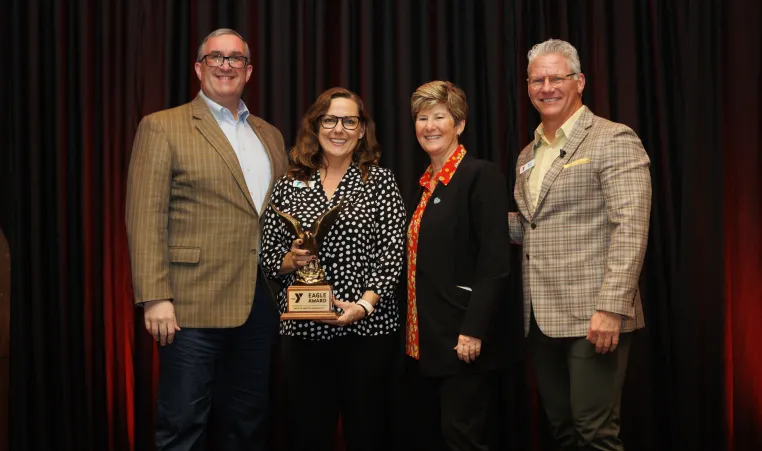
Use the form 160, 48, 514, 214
288, 87, 380, 183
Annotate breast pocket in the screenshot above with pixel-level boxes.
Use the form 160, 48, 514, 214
558, 158, 595, 181
562, 158, 591, 169
554, 158, 600, 205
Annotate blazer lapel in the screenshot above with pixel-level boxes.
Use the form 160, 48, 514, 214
520, 172, 534, 219
192, 95, 257, 213
534, 106, 592, 213
247, 114, 287, 216
516, 143, 536, 220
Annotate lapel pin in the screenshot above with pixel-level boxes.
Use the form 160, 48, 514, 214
433, 197, 441, 204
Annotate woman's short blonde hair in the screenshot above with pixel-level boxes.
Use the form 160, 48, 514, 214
410, 80, 468, 125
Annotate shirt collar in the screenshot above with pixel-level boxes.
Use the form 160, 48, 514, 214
419, 145, 467, 187
533, 105, 585, 147
199, 90, 249, 124
312, 162, 359, 181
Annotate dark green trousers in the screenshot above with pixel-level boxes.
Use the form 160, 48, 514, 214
529, 314, 632, 451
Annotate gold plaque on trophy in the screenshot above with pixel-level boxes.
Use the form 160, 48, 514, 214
283, 285, 336, 320
270, 199, 344, 320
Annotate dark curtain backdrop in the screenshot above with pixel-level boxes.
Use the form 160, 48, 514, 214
3, 1, 761, 450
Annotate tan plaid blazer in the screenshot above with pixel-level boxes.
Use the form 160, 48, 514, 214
509, 106, 651, 338
126, 94, 288, 328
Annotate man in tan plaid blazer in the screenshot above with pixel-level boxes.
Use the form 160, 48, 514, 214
126, 29, 288, 450
509, 39, 651, 450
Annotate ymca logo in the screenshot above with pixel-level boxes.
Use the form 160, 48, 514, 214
294, 293, 304, 303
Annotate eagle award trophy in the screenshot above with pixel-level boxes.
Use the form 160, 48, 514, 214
270, 199, 344, 320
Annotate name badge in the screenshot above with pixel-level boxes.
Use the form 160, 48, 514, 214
519, 159, 536, 175
292, 180, 316, 189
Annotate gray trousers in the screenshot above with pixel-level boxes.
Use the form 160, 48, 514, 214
529, 313, 632, 451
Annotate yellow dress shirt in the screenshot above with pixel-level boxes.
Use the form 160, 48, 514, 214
528, 106, 586, 208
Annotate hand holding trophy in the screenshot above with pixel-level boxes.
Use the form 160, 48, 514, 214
270, 199, 344, 320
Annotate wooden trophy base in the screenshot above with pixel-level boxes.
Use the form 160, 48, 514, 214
280, 311, 341, 320
280, 284, 339, 320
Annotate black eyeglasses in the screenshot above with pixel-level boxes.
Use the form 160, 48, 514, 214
318, 115, 361, 130
199, 54, 249, 69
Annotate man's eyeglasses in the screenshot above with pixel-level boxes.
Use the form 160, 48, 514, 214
527, 73, 577, 90
199, 54, 249, 69
318, 115, 361, 130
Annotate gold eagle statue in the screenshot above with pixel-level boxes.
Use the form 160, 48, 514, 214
269, 198, 345, 285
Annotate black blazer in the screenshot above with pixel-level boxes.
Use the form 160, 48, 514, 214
404, 154, 515, 377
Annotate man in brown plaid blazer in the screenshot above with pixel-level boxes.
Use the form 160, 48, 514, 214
126, 29, 288, 450
509, 39, 651, 450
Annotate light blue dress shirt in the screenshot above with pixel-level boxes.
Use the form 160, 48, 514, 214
199, 90, 272, 214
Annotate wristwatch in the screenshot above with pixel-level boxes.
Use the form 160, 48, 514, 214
357, 299, 374, 317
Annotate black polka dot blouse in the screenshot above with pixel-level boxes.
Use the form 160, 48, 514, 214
261, 164, 406, 340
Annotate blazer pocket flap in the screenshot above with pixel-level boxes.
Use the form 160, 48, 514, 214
169, 247, 201, 263
562, 158, 591, 169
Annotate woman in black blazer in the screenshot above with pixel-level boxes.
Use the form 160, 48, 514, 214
401, 81, 513, 451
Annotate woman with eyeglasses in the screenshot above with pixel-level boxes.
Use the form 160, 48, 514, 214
399, 80, 514, 451
260, 87, 406, 451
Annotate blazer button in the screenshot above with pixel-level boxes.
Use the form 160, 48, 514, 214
525, 254, 530, 260
531, 223, 537, 229
250, 248, 257, 254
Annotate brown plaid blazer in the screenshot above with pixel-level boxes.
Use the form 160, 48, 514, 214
126, 94, 288, 328
509, 106, 651, 338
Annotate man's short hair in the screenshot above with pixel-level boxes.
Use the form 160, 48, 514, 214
196, 28, 251, 62
527, 39, 581, 75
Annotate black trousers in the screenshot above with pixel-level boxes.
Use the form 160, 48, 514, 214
399, 357, 495, 451
155, 281, 279, 451
280, 332, 397, 451
529, 313, 632, 451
